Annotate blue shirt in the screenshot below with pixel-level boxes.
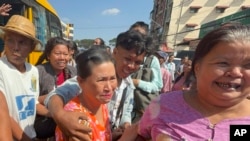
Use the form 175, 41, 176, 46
137, 56, 163, 93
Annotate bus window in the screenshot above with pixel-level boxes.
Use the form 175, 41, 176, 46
32, 5, 47, 50
47, 12, 62, 38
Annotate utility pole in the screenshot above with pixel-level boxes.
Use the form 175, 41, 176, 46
173, 0, 184, 51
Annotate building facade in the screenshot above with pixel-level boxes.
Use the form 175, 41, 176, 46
61, 21, 74, 41
151, 0, 250, 51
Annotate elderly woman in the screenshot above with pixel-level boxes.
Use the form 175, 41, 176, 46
35, 37, 77, 140
120, 25, 250, 141
55, 48, 117, 141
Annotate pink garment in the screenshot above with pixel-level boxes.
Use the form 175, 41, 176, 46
138, 91, 250, 141
160, 68, 172, 93
171, 76, 186, 91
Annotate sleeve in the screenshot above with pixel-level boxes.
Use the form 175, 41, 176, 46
137, 56, 163, 93
44, 76, 81, 107
138, 96, 161, 139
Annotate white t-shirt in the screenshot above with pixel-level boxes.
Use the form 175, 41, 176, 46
0, 57, 39, 139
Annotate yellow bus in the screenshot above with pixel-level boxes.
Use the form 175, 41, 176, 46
0, 0, 62, 64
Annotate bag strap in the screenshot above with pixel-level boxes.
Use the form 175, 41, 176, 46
135, 55, 154, 79
115, 87, 128, 123
143, 55, 154, 68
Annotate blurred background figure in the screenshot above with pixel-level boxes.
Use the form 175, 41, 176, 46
175, 56, 189, 78
93, 37, 105, 46
172, 59, 193, 91
91, 37, 107, 52
106, 46, 112, 54
165, 54, 176, 83
67, 40, 78, 67
129, 21, 149, 35
155, 50, 172, 93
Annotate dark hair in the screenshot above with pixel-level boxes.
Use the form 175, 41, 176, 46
76, 48, 114, 79
129, 21, 149, 35
67, 40, 79, 59
94, 37, 105, 46
115, 30, 153, 55
191, 25, 250, 78
174, 72, 194, 88
35, 37, 69, 65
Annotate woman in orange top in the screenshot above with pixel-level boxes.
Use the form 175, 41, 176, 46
56, 48, 117, 141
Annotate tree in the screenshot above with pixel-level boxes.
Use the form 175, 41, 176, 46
75, 39, 94, 49
109, 38, 116, 47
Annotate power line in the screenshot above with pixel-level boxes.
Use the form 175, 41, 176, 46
74, 25, 129, 30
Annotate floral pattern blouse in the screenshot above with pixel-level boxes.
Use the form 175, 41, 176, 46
55, 96, 111, 141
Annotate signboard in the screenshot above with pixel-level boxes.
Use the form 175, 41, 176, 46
199, 8, 250, 38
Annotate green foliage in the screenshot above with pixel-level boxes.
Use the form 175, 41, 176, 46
109, 38, 116, 47
75, 39, 94, 49
74, 37, 117, 49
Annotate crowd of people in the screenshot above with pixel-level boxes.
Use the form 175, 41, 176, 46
1, 3, 250, 141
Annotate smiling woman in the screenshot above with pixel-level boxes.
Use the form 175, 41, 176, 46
119, 25, 250, 141
34, 37, 77, 140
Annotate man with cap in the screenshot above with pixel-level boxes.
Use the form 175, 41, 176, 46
0, 15, 40, 140
155, 50, 172, 93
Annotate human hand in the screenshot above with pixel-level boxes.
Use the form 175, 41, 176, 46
54, 110, 92, 141
112, 128, 123, 141
119, 122, 131, 131
123, 122, 131, 129
0, 4, 12, 16
133, 79, 139, 87
118, 123, 138, 141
